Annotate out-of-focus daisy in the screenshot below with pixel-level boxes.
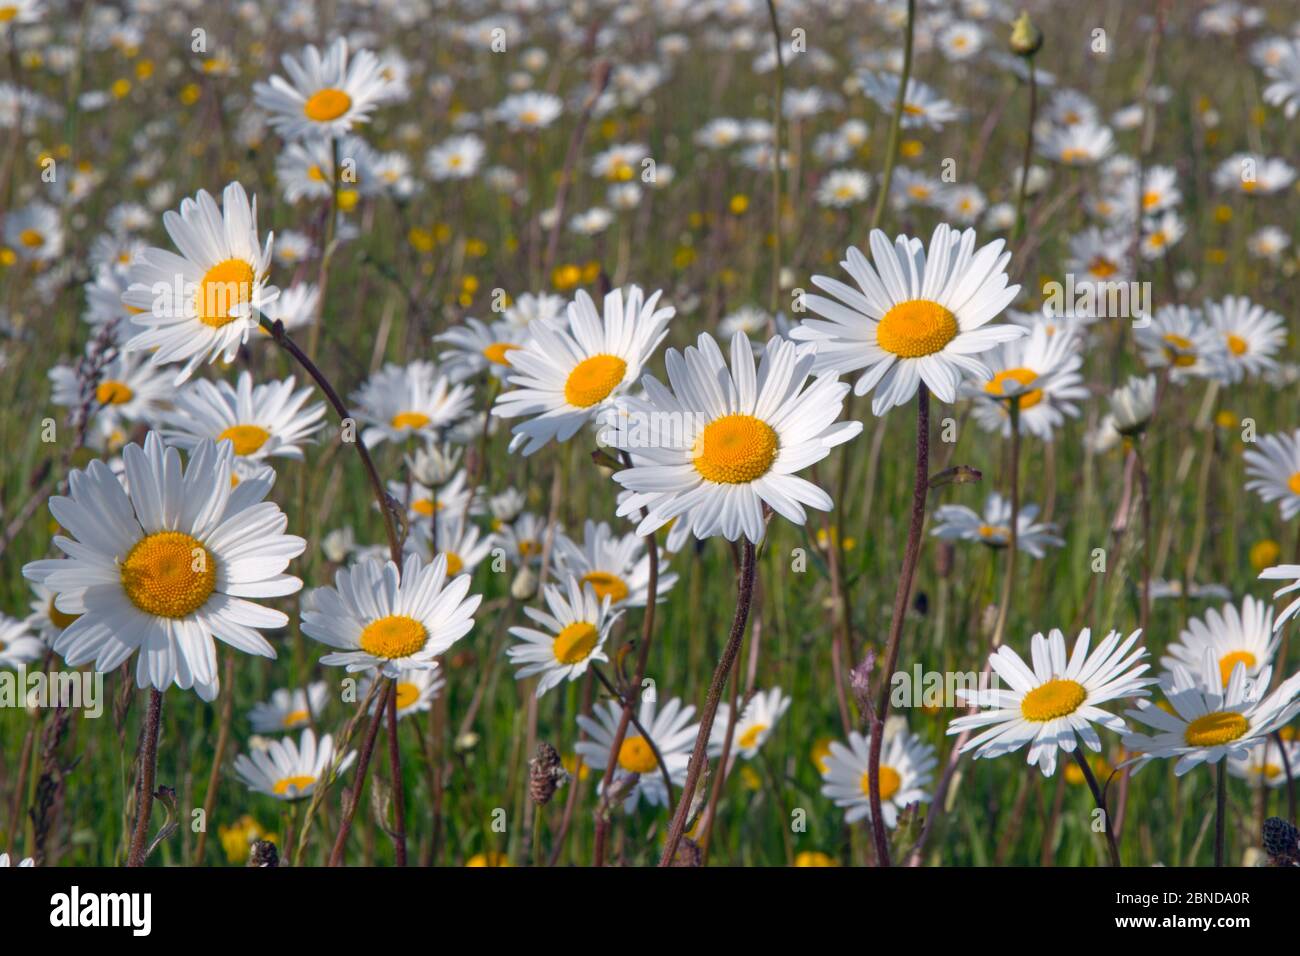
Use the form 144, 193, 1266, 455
816, 169, 872, 208
4, 202, 63, 262
426, 134, 486, 181
122, 182, 278, 385
263, 281, 319, 334
1261, 563, 1300, 631
794, 224, 1023, 414
504, 292, 566, 330
493, 286, 674, 455
234, 728, 355, 801
552, 519, 676, 609
361, 668, 444, 719
1123, 653, 1300, 776
0, 615, 45, 669
967, 322, 1086, 441
859, 72, 961, 130
1134, 304, 1227, 381
1161, 596, 1279, 689
406, 512, 494, 577
1245, 429, 1300, 520
435, 316, 526, 382
496, 91, 562, 131
1108, 373, 1157, 435
710, 687, 790, 759
497, 512, 548, 567
1247, 225, 1290, 262
301, 552, 481, 678
248, 682, 329, 733
1038, 120, 1114, 166
1204, 296, 1285, 382
25, 579, 80, 645
948, 627, 1156, 775
1213, 153, 1296, 195
0, 0, 42, 30
576, 696, 699, 811
22, 434, 305, 700
353, 360, 473, 448
937, 21, 983, 61
276, 134, 379, 203
507, 575, 618, 697
163, 371, 325, 467
611, 332, 862, 544
253, 38, 387, 140
1228, 738, 1300, 788
1065, 227, 1130, 286
820, 724, 935, 828
931, 492, 1063, 557
48, 349, 172, 437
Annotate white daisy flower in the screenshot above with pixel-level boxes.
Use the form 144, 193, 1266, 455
816, 169, 872, 208
496, 91, 562, 131
793, 224, 1023, 415
1108, 373, 1157, 435
3, 202, 63, 262
931, 492, 1064, 557
1139, 211, 1185, 260
248, 682, 329, 733
552, 519, 677, 609
493, 286, 675, 455
48, 349, 173, 437
253, 38, 387, 141
0, 0, 42, 31
611, 332, 862, 544
405, 511, 495, 577
1065, 227, 1130, 286
507, 575, 619, 697
262, 281, 320, 334
1204, 295, 1286, 382
1134, 304, 1228, 381
575, 696, 699, 811
1161, 596, 1279, 689
503, 292, 566, 330
301, 552, 482, 678
22, 433, 305, 701
948, 627, 1156, 776
709, 687, 790, 759
121, 182, 278, 386
1228, 738, 1300, 788
889, 167, 943, 210
25, 579, 81, 645
967, 322, 1087, 441
352, 360, 474, 448
162, 370, 325, 465
820, 724, 935, 828
1261, 563, 1300, 631
426, 134, 486, 181
234, 728, 355, 801
360, 668, 445, 719
937, 21, 984, 61
1122, 653, 1300, 776
1245, 429, 1300, 520
1212, 153, 1296, 195
1038, 120, 1114, 166
0, 614, 45, 669
276, 134, 379, 203
1247, 225, 1290, 261
435, 316, 526, 382
497, 512, 549, 567
859, 72, 961, 129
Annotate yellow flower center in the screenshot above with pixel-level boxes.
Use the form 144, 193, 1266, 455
1088, 256, 1117, 279
1161, 333, 1197, 367
692, 413, 778, 484
120, 531, 217, 619
1218, 650, 1256, 686
519, 109, 540, 125
552, 621, 599, 665
18, 228, 44, 247
563, 354, 627, 408
303, 87, 352, 122
1184, 710, 1250, 747
902, 103, 924, 116
412, 497, 442, 517
1019, 678, 1087, 721
618, 736, 658, 774
983, 367, 1043, 409
482, 342, 517, 366
1226, 333, 1249, 355
272, 774, 317, 797
217, 424, 271, 456
359, 614, 428, 659
518, 539, 540, 558
96, 380, 134, 405
196, 258, 255, 328
1142, 190, 1160, 209
1060, 146, 1090, 163
581, 571, 629, 604
977, 523, 1010, 543
859, 765, 901, 801
390, 411, 431, 431
0, 6, 18, 22
737, 723, 768, 750
1289, 472, 1300, 495
876, 299, 958, 358
395, 681, 421, 710
47, 596, 80, 630
282, 709, 309, 728
443, 552, 464, 576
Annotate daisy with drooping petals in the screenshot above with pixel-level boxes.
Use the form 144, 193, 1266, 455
248, 682, 329, 734
301, 552, 481, 678
552, 519, 677, 609
1109, 373, 1157, 436
435, 316, 527, 382
163, 371, 326, 467
1161, 596, 1279, 688
1204, 296, 1286, 382
493, 286, 675, 455
710, 687, 791, 759
22, 434, 305, 700
352, 360, 474, 448
947, 627, 1156, 776
820, 723, 935, 828
0, 615, 45, 669
122, 182, 278, 385
967, 322, 1087, 441
793, 224, 1023, 415
930, 492, 1064, 558
576, 696, 699, 811
1123, 653, 1300, 776
611, 332, 862, 544
26, 579, 81, 645
234, 728, 355, 801
1245, 429, 1300, 520
507, 575, 618, 697
253, 37, 387, 141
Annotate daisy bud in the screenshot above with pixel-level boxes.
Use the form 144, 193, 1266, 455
1009, 12, 1043, 58
528, 742, 566, 805
511, 565, 538, 601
